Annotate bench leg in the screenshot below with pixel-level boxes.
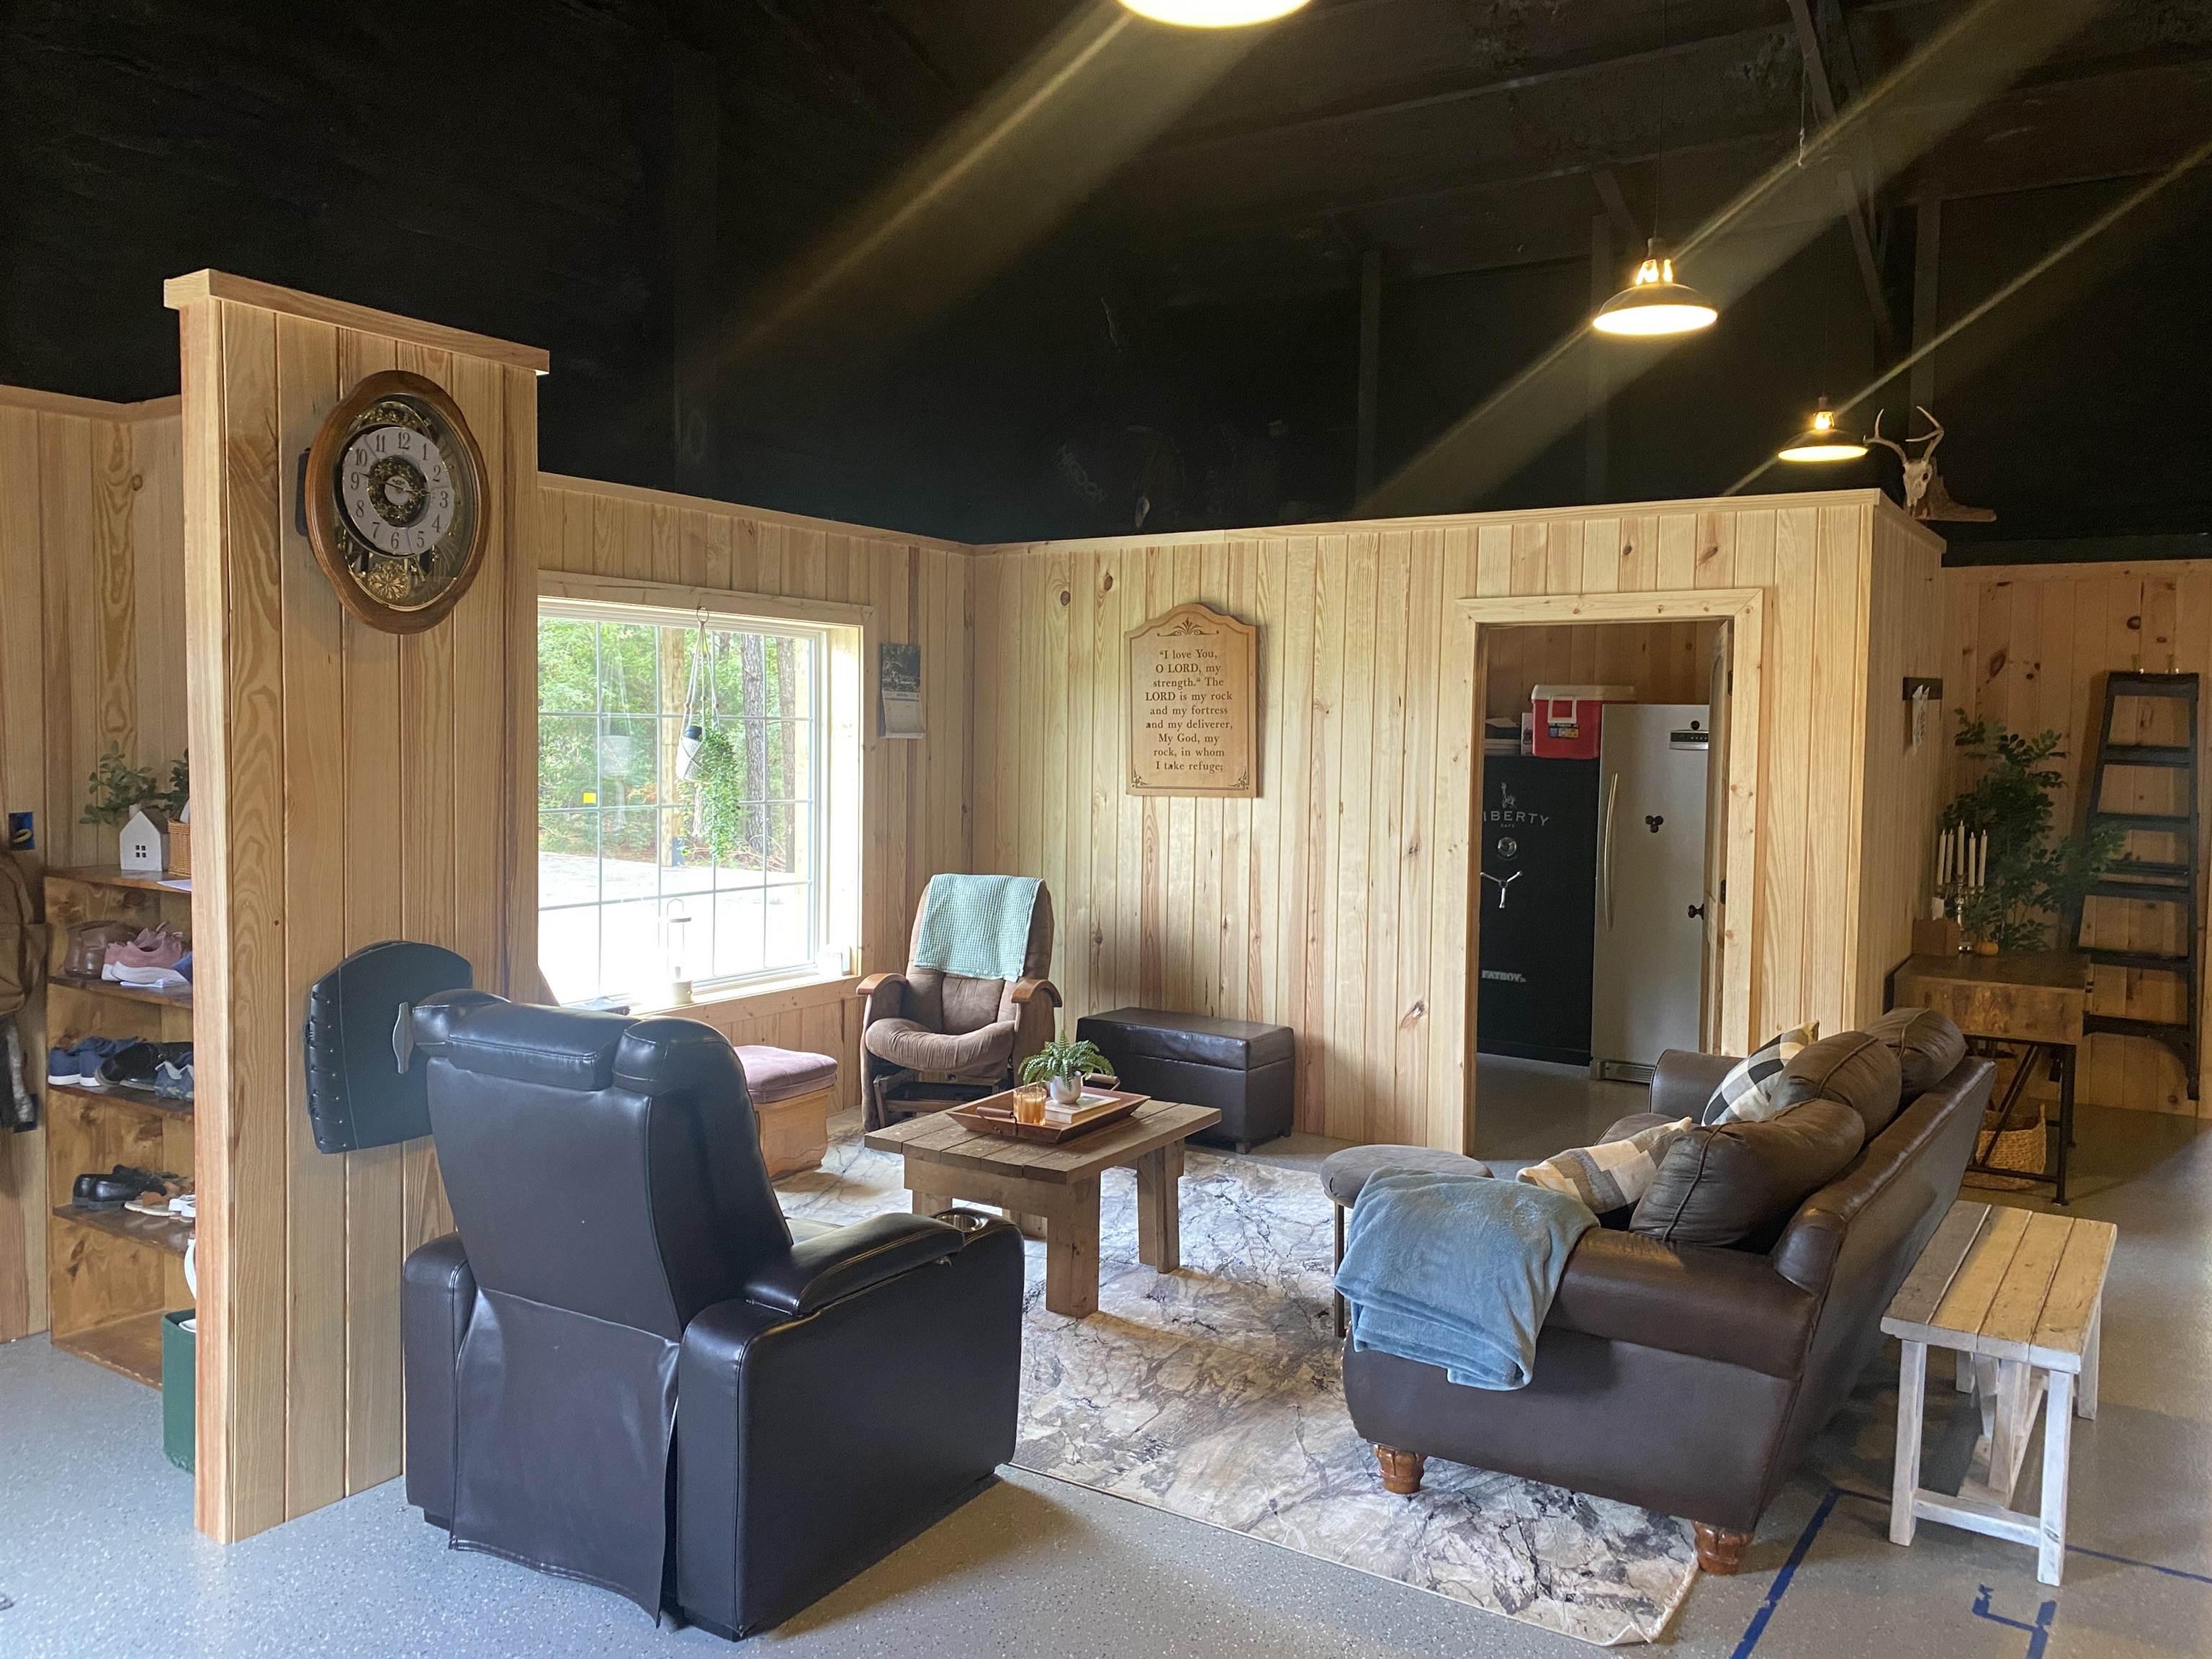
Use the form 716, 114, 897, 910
2078, 1303, 2102, 1421
1892, 1339, 1928, 1546
2039, 1370, 2074, 1585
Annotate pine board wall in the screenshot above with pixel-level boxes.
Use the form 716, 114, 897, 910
0, 387, 184, 1346
169, 274, 545, 1542
968, 493, 1947, 1148
1947, 560, 2212, 1113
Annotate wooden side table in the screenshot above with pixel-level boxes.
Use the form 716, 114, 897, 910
865, 1100, 1221, 1318
1891, 950, 2090, 1204
1883, 1200, 2116, 1586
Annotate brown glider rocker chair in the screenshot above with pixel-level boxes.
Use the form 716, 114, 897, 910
856, 875, 1058, 1128
400, 992, 1024, 1638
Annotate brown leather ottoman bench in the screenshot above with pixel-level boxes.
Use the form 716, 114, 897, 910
737, 1044, 838, 1177
1074, 1007, 1295, 1153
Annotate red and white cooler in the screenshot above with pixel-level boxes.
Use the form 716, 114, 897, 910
1528, 683, 1635, 760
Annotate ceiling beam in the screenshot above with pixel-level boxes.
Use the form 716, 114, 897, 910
1591, 168, 1642, 251
1786, 0, 1897, 354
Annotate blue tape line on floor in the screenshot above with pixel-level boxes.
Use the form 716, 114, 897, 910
1730, 1486, 2212, 1657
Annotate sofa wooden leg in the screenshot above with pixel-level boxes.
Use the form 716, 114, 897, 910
1693, 1524, 1751, 1574
1375, 1445, 1426, 1496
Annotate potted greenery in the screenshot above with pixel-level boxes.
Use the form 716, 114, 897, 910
1941, 715, 2121, 952
81, 744, 188, 829
1021, 1037, 1110, 1107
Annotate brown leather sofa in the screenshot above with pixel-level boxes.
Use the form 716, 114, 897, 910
1342, 1033, 1992, 1573
400, 993, 1025, 1637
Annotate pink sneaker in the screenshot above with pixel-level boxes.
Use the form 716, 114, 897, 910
104, 925, 189, 976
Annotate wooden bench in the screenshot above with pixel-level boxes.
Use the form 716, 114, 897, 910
1882, 1199, 2116, 1586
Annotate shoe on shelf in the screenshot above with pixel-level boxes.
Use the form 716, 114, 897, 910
71, 1164, 176, 1209
102, 925, 189, 981
49, 1037, 132, 1086
154, 1060, 195, 1102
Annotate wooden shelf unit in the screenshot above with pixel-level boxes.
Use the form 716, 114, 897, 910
42, 868, 195, 1388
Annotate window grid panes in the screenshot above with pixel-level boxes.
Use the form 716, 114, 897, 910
538, 608, 827, 1006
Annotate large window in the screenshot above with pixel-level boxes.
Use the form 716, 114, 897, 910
537, 603, 834, 1006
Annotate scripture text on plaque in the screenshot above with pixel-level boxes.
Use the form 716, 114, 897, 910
1125, 602, 1258, 798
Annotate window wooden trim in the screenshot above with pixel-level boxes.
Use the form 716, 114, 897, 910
538, 568, 872, 630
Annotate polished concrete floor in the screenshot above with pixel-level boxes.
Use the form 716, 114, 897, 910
3, 1063, 2208, 1658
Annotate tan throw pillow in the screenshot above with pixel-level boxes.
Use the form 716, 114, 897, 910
1709, 1021, 1820, 1124
1519, 1117, 1695, 1213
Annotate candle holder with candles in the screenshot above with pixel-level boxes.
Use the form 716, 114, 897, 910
1937, 715, 2123, 955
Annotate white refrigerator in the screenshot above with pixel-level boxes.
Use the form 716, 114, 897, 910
1591, 703, 1712, 1082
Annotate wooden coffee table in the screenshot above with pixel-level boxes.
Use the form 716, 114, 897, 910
864, 1100, 1221, 1317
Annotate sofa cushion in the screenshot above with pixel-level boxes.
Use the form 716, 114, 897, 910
1519, 1118, 1694, 1213
1863, 1007, 1968, 1098
1707, 1021, 1820, 1123
1774, 1030, 1904, 1138
1079, 1007, 1295, 1070
1320, 1145, 1492, 1208
1630, 1098, 1866, 1249
863, 1017, 1015, 1076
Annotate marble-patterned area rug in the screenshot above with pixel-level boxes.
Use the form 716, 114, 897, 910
777, 1120, 1699, 1646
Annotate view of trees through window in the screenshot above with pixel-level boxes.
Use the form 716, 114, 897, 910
538, 609, 822, 1004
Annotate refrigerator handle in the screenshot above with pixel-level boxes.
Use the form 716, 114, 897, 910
1599, 771, 1619, 932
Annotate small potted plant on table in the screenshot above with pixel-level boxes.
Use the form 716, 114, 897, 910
1021, 1037, 1111, 1109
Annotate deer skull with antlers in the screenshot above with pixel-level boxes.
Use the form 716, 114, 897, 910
1867, 406, 1995, 523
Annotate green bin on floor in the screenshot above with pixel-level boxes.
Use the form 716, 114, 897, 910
162, 1309, 195, 1473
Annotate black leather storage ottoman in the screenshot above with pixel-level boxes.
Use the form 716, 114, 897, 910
1074, 1007, 1295, 1151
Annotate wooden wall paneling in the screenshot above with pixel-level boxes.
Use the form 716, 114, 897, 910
274, 312, 346, 1517
1945, 561, 2211, 1112
0, 406, 48, 1341
335, 325, 406, 1499
969, 493, 1895, 1150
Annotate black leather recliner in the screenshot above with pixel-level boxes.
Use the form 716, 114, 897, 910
399, 992, 1024, 1637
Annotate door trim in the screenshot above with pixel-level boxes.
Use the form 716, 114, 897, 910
1460, 588, 1766, 1146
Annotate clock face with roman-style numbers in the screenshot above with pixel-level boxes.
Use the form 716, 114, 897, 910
305, 370, 488, 634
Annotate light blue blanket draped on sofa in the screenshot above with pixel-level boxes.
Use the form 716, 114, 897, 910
1335, 1169, 1596, 1390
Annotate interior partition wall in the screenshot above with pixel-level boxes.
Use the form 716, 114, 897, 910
968, 494, 1949, 1151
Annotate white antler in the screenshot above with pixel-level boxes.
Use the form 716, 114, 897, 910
1912, 405, 1946, 457
1866, 407, 1911, 463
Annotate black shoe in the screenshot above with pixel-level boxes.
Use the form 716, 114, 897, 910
73, 1172, 140, 1208
96, 1043, 161, 1089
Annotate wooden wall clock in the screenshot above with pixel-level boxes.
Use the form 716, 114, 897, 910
304, 370, 490, 633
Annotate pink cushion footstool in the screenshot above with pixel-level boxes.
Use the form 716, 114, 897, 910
737, 1045, 840, 1177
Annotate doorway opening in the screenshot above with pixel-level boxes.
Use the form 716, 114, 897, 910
1460, 590, 1766, 1154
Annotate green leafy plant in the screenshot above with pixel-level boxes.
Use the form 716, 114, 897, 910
1021, 1038, 1110, 1089
81, 743, 188, 829
687, 724, 750, 863
1942, 715, 2123, 951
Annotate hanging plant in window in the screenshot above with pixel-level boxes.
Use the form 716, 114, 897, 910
1941, 715, 2123, 952
688, 722, 752, 864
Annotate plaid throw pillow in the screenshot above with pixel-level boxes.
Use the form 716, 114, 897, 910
1709, 1021, 1820, 1124
1517, 1117, 1695, 1213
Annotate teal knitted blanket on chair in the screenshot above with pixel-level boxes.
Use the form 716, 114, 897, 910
911, 875, 1041, 981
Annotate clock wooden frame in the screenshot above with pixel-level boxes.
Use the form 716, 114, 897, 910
304, 369, 490, 634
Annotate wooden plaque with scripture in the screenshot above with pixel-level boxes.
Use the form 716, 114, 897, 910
1125, 602, 1258, 798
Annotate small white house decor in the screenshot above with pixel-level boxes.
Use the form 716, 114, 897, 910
119, 807, 171, 873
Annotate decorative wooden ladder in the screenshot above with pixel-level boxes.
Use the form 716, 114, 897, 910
2074, 670, 2200, 1100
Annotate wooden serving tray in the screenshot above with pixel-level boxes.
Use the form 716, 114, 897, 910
948, 1087, 1149, 1144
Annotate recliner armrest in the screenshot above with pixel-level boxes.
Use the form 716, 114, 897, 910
742, 1213, 962, 1317
855, 971, 907, 1025
1011, 977, 1060, 1007
1547, 1228, 1817, 1377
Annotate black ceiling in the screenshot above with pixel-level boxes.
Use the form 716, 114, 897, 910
4, 0, 2210, 543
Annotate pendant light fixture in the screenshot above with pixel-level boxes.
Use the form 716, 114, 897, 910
1593, 0, 1718, 338
1776, 398, 1867, 463
1592, 240, 1719, 336
1118, 0, 1311, 24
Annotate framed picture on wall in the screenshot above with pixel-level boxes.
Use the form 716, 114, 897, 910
879, 642, 923, 739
